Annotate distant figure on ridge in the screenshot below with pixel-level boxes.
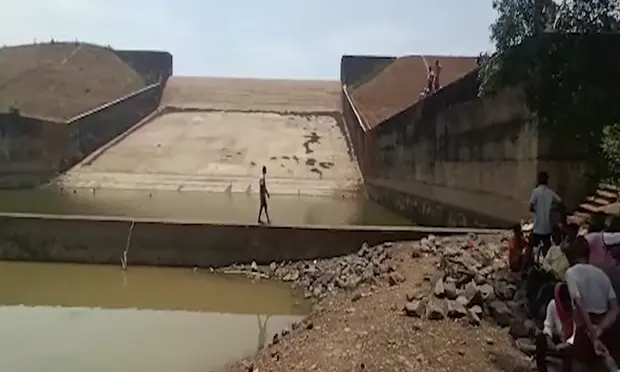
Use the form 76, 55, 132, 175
425, 66, 436, 94
257, 166, 271, 224
433, 59, 442, 91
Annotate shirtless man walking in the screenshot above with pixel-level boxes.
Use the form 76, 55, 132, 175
257, 166, 271, 224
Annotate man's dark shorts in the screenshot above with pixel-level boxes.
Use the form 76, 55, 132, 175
532, 234, 552, 257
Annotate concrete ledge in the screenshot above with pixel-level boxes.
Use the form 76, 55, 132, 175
0, 212, 505, 267
367, 179, 518, 228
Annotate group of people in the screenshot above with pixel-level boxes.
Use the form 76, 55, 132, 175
508, 171, 620, 371
423, 59, 442, 95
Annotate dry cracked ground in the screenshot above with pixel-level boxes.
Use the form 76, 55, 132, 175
223, 233, 541, 372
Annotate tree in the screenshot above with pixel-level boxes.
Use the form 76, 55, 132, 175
481, 0, 620, 183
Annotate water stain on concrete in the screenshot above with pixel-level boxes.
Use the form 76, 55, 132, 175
302, 131, 321, 154
310, 168, 323, 179
319, 161, 334, 169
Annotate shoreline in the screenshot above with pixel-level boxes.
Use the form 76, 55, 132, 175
220, 231, 537, 372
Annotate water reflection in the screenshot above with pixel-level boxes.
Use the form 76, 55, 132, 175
0, 262, 307, 372
0, 187, 411, 226
0, 306, 301, 372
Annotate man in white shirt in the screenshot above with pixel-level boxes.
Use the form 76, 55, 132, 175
530, 171, 563, 258
536, 283, 574, 372
565, 237, 620, 368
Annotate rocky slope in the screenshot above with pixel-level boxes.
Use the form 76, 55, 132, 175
222, 231, 544, 372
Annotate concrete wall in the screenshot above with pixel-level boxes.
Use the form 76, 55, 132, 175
0, 83, 164, 188
0, 213, 502, 267
340, 55, 396, 90
64, 83, 164, 169
368, 83, 587, 227
0, 50, 174, 188
0, 114, 68, 187
341, 85, 375, 178
114, 50, 173, 85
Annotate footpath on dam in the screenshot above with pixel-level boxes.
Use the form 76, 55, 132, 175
223, 232, 537, 372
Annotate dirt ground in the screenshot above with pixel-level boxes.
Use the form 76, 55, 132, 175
0, 42, 145, 120
226, 244, 533, 372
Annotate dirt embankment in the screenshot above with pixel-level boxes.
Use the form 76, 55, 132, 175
222, 232, 540, 372
0, 42, 145, 120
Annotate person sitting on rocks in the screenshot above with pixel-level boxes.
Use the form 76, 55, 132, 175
509, 223, 527, 272
535, 282, 574, 372
526, 224, 575, 319
541, 225, 574, 281
565, 236, 620, 369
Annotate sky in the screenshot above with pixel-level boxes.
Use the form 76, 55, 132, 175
2, 0, 497, 80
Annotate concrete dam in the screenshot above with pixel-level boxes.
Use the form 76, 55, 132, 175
55, 76, 363, 198
0, 41, 596, 372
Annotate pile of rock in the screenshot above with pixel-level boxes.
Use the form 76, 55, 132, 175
403, 233, 539, 353
222, 242, 402, 301
404, 234, 522, 323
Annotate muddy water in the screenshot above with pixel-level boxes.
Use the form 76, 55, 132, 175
0, 188, 411, 226
0, 262, 308, 372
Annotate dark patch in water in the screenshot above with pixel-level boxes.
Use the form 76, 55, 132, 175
293, 156, 299, 163
319, 161, 334, 169
270, 156, 277, 160
305, 158, 316, 166
281, 156, 290, 160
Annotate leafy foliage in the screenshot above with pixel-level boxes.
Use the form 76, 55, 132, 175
481, 0, 620, 182
602, 122, 620, 184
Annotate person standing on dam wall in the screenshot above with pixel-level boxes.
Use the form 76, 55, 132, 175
257, 166, 271, 224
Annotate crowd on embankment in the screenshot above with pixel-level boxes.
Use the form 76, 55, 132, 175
222, 172, 620, 372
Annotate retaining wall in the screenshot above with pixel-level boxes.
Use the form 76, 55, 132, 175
340, 55, 396, 90
114, 50, 173, 85
339, 53, 587, 227
341, 85, 374, 178
368, 85, 587, 227
0, 114, 67, 187
0, 83, 165, 187
0, 213, 502, 267
64, 83, 164, 169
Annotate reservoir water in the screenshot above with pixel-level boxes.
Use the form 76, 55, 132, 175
0, 187, 411, 226
0, 262, 308, 372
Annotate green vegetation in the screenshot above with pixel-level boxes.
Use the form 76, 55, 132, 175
480, 0, 620, 182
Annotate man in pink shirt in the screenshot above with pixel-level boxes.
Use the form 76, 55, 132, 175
585, 233, 620, 268
584, 216, 620, 268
